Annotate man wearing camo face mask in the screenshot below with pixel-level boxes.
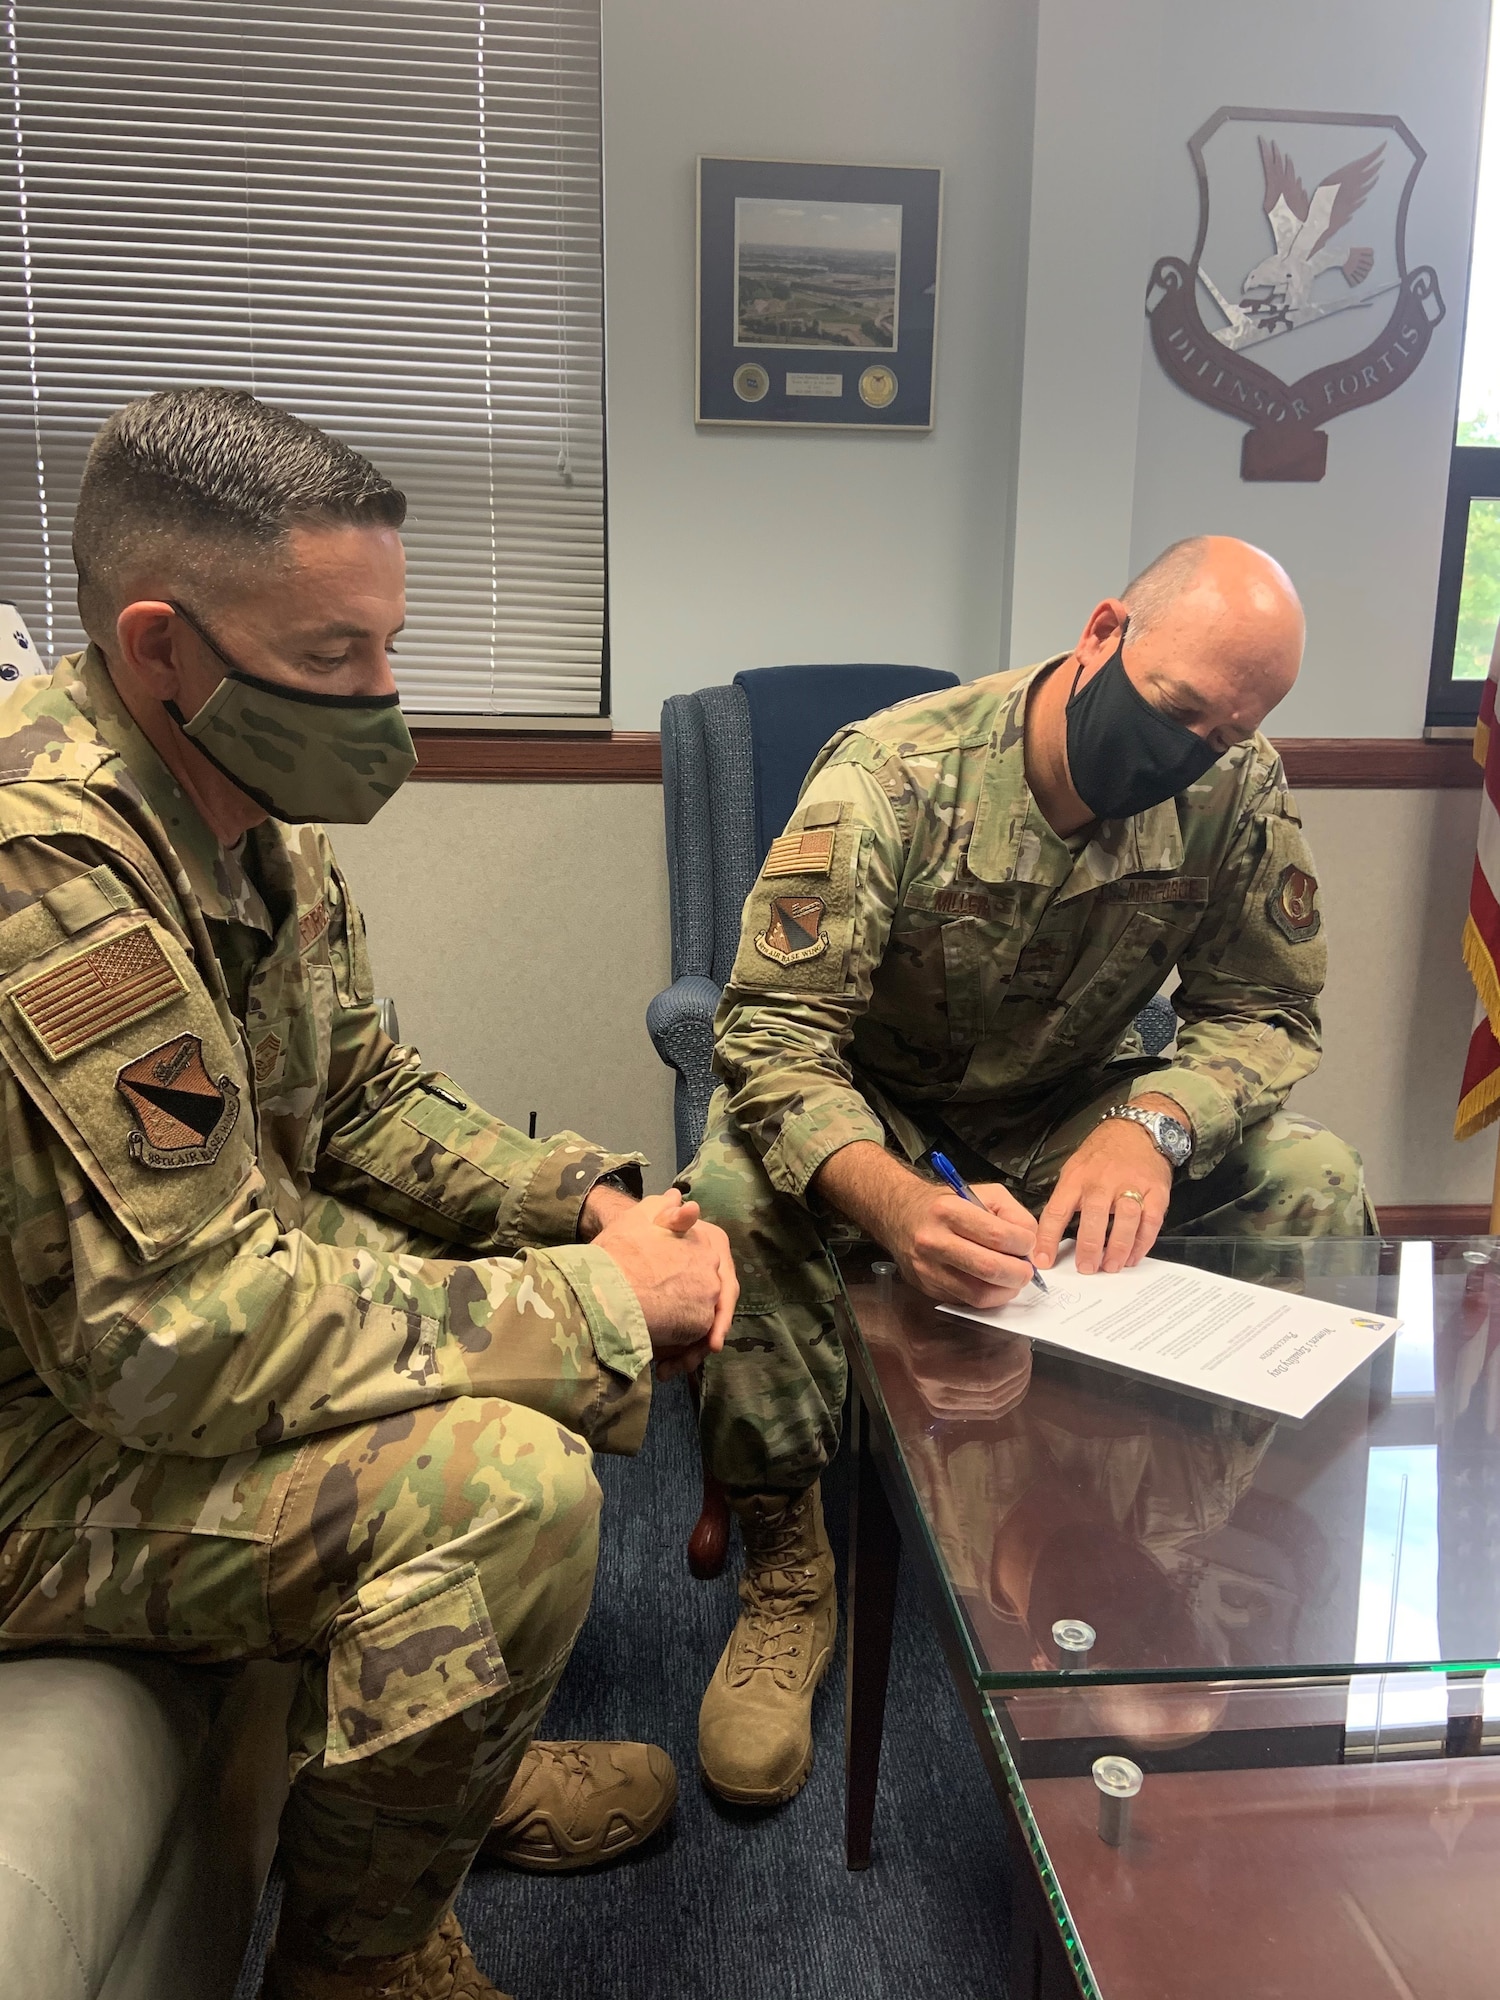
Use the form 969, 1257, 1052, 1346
0, 388, 742, 2000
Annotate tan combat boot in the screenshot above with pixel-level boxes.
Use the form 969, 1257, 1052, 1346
697, 1484, 836, 1805
261, 1911, 510, 1999
481, 1738, 678, 1871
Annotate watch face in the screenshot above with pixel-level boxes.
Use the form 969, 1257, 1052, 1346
1157, 1117, 1192, 1166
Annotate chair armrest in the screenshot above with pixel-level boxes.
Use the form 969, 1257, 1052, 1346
646, 975, 722, 1068
647, 977, 724, 1172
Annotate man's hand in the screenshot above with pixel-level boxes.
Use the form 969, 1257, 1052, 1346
1033, 1098, 1181, 1276
814, 1141, 1037, 1310
892, 1179, 1039, 1308
593, 1189, 738, 1375
578, 1178, 638, 1241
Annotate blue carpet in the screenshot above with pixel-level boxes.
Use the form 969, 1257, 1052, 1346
236, 1377, 1011, 1998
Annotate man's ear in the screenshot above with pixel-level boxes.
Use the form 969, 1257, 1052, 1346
114, 601, 186, 703
1070, 597, 1130, 685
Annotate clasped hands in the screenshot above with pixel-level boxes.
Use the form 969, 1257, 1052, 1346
582, 1182, 737, 1377
875, 1109, 1177, 1311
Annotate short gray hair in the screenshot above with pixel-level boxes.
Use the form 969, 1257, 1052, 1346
1122, 537, 1210, 637
73, 386, 406, 638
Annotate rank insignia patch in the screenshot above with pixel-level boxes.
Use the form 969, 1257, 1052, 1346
13, 925, 184, 1063
763, 829, 835, 879
755, 896, 829, 965
1268, 864, 1321, 943
252, 1030, 285, 1084
117, 1033, 240, 1169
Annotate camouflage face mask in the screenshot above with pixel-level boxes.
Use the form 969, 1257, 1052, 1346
164, 603, 417, 825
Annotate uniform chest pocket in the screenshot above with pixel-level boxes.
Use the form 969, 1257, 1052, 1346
1053, 909, 1183, 1045
938, 914, 1028, 1048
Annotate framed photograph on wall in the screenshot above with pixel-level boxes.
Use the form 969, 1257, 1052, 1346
696, 157, 942, 431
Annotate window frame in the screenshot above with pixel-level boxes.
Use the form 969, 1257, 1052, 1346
1427, 448, 1500, 728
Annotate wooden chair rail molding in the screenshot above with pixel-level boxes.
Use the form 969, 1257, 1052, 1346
407, 731, 1480, 788
1377, 1203, 1490, 1236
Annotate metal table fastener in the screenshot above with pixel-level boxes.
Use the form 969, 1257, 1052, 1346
1052, 1618, 1096, 1669
1092, 1755, 1143, 1846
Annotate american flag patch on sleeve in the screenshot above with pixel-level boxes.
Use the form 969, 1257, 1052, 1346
12, 926, 185, 1063
763, 829, 836, 879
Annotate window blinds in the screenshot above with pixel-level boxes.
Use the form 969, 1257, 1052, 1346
0, 0, 605, 717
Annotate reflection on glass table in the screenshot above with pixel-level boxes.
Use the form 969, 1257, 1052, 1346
988, 1677, 1500, 2000
841, 1237, 1500, 1692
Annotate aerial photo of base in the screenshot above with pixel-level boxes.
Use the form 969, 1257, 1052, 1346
734, 196, 901, 349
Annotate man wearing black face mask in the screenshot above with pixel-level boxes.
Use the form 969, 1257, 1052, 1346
683, 534, 1370, 1813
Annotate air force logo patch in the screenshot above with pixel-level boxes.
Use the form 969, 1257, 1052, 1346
1268, 863, 1320, 943
754, 895, 829, 966
117, 1033, 240, 1169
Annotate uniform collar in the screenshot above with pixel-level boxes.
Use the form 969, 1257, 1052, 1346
966, 656, 1185, 898
77, 644, 275, 935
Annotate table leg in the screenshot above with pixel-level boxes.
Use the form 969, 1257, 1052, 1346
845, 1380, 902, 1870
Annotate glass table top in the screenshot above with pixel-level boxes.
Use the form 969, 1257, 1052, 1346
984, 1678, 1500, 2000
837, 1236, 1500, 1691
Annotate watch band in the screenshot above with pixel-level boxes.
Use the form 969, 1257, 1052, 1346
1100, 1103, 1193, 1168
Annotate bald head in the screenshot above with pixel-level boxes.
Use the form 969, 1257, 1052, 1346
1118, 535, 1304, 736
1024, 536, 1305, 835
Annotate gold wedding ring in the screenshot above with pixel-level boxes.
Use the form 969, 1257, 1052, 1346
1117, 1189, 1145, 1205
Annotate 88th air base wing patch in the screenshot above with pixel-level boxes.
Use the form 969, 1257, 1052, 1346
116, 1033, 241, 1169
755, 895, 829, 966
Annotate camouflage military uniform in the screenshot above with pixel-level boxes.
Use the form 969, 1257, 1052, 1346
0, 649, 652, 1959
683, 662, 1370, 1496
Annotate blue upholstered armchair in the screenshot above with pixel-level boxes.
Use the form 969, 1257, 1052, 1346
647, 663, 960, 1170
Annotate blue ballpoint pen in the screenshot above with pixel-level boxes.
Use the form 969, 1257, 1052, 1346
928, 1150, 1049, 1296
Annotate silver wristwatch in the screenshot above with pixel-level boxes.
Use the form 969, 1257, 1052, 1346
1100, 1104, 1193, 1170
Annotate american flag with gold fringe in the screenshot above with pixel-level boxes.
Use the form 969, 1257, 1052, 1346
1456, 621, 1500, 1139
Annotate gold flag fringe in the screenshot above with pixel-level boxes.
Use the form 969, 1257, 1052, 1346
1463, 913, 1500, 1036
1456, 1060, 1500, 1141
1457, 915, 1500, 1137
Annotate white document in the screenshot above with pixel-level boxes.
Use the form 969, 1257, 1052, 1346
937, 1247, 1400, 1422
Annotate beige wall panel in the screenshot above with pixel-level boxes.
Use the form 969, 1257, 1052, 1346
1292, 789, 1489, 1206
329, 785, 678, 1191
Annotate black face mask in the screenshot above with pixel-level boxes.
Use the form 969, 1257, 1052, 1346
1063, 624, 1223, 821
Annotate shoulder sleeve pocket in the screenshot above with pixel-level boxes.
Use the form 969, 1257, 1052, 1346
727, 824, 865, 997
0, 908, 255, 1260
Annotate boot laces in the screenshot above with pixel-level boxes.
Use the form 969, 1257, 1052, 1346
732, 1501, 820, 1690
533, 1740, 593, 1788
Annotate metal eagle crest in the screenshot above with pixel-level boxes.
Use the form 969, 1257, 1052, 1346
1146, 107, 1444, 480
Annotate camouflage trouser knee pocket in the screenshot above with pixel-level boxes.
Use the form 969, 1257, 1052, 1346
681, 1089, 847, 1496
0, 1380, 602, 1961
1158, 1109, 1375, 1239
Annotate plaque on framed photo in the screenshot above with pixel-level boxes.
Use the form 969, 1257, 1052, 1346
696, 157, 942, 431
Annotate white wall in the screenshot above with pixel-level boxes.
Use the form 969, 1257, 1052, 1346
601, 0, 1038, 730
1010, 0, 1491, 733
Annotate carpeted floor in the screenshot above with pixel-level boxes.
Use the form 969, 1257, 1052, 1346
235, 1376, 1012, 1999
